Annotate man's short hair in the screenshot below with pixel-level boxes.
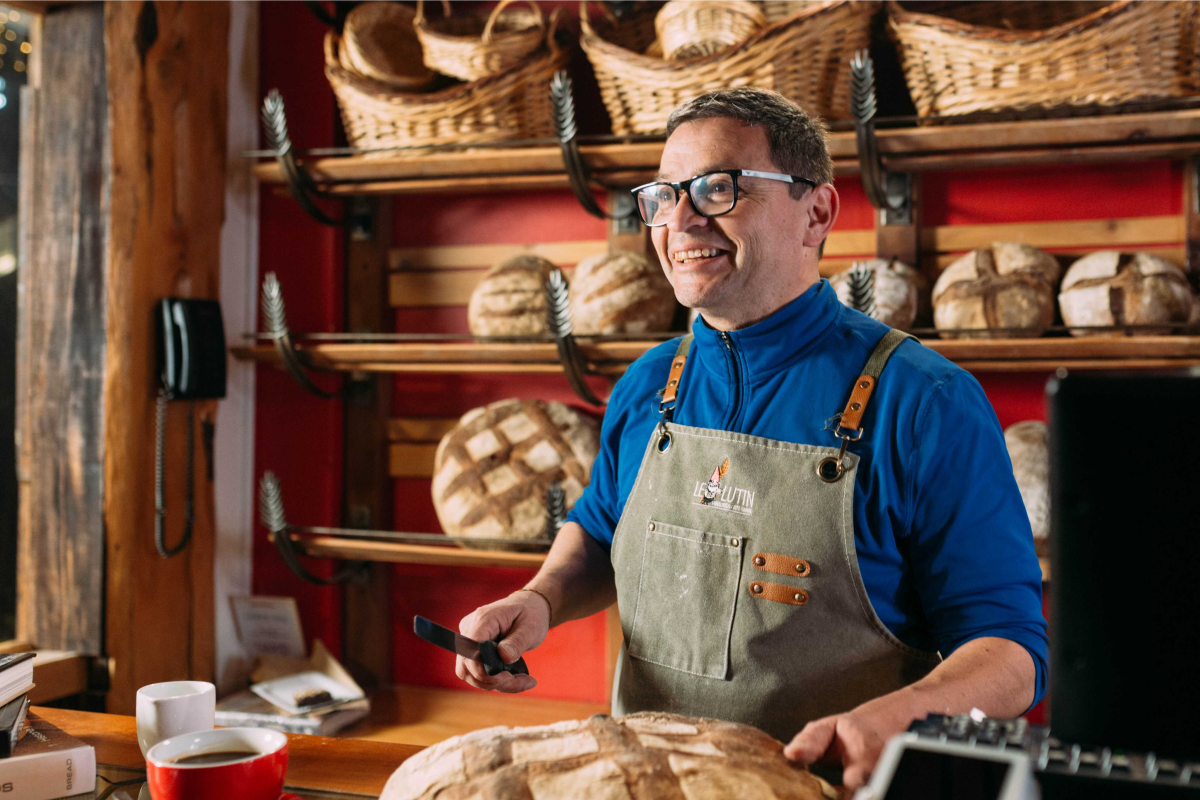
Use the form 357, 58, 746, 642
665, 88, 833, 201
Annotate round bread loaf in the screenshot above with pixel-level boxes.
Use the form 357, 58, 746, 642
468, 255, 559, 337
1058, 250, 1197, 336
830, 259, 927, 330
432, 399, 599, 549
932, 242, 1061, 339
570, 251, 678, 335
381, 712, 837, 800
1004, 421, 1049, 556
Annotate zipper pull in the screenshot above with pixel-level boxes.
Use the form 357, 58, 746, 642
719, 331, 733, 352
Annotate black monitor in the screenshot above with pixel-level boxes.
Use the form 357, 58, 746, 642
1047, 370, 1200, 759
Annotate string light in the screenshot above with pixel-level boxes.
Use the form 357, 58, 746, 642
13, 60, 22, 72
0, 44, 6, 55
8, 9, 19, 21
20, 42, 29, 54
4, 30, 14, 41
0, 95, 6, 110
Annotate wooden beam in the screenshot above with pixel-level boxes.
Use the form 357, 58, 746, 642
29, 651, 89, 704
389, 444, 438, 479
342, 198, 396, 690
921, 216, 1184, 254
386, 417, 458, 442
102, 1, 229, 714
16, 1, 108, 656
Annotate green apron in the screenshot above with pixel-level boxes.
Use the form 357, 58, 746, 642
610, 329, 941, 743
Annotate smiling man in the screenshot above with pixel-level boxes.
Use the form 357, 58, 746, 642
453, 89, 1047, 792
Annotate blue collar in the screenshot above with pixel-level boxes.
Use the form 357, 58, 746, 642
690, 279, 841, 381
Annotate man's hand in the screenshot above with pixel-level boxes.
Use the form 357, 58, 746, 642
455, 591, 550, 694
784, 709, 891, 793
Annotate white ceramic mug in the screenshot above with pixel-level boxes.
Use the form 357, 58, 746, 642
136, 681, 216, 757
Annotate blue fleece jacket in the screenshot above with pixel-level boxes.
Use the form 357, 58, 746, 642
568, 279, 1049, 709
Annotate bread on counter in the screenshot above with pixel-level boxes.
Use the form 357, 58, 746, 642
1004, 420, 1049, 557
381, 711, 837, 800
932, 242, 1061, 339
468, 254, 560, 337
432, 399, 599, 549
1058, 250, 1197, 336
570, 251, 678, 335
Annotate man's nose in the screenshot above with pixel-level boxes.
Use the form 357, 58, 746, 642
667, 189, 709, 232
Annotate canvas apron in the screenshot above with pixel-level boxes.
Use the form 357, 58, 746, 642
610, 329, 941, 743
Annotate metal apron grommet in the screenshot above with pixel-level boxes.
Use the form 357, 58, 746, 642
656, 428, 672, 453
817, 456, 845, 483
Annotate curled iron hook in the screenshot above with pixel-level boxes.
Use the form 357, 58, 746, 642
260, 471, 369, 585
850, 51, 911, 225
262, 89, 345, 227
550, 71, 635, 222
261, 272, 344, 399
546, 268, 605, 406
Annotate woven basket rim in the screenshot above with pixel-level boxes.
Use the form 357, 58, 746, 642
325, 30, 566, 108
886, 0, 1147, 44
581, 0, 870, 72
415, 0, 545, 46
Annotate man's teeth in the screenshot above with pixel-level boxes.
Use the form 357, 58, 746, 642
674, 248, 721, 262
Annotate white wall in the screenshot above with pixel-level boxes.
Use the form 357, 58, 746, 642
214, 0, 259, 696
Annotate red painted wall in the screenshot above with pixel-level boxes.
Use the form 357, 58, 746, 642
253, 3, 1183, 710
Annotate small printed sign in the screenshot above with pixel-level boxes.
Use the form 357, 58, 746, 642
230, 596, 306, 658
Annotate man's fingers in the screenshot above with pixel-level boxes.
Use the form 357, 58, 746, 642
841, 763, 872, 793
460, 670, 537, 693
784, 716, 838, 764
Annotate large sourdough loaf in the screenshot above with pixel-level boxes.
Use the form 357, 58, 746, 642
432, 399, 599, 548
1004, 421, 1049, 556
830, 258, 928, 330
1058, 250, 1197, 335
570, 251, 678, 335
932, 242, 1061, 339
381, 712, 837, 800
468, 255, 559, 337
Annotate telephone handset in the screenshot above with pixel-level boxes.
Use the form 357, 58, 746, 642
155, 298, 226, 558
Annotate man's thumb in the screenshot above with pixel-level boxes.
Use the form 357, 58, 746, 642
498, 628, 532, 664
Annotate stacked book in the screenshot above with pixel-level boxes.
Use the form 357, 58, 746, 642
216, 664, 369, 737
0, 653, 96, 800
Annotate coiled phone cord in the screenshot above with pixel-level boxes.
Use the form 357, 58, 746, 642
155, 390, 195, 558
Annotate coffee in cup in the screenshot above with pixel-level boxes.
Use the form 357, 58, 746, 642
146, 727, 288, 800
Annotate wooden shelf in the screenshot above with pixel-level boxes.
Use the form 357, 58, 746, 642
252, 108, 1200, 195
233, 334, 1200, 376
289, 533, 547, 568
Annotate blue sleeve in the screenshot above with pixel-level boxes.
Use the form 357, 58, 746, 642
905, 371, 1049, 710
566, 372, 634, 551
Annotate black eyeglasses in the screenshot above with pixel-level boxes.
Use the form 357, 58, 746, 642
630, 169, 818, 227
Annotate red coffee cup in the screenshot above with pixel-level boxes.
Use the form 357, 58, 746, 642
146, 727, 289, 800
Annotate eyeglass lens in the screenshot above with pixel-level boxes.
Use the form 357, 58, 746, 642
636, 172, 737, 226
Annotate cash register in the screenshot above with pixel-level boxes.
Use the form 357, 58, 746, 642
856, 371, 1200, 800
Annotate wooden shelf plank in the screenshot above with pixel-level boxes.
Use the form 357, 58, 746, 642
291, 534, 547, 568
252, 109, 1200, 193
233, 335, 1200, 376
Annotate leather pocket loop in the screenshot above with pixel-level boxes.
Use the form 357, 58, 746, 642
752, 552, 811, 578
749, 580, 808, 606
627, 520, 743, 680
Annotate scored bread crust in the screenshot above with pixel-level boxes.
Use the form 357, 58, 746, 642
932, 242, 1061, 339
381, 712, 838, 800
468, 255, 560, 337
1058, 250, 1197, 336
431, 399, 598, 549
830, 258, 927, 330
570, 251, 678, 335
1004, 420, 1049, 555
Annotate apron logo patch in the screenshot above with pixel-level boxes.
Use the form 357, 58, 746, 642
694, 457, 754, 515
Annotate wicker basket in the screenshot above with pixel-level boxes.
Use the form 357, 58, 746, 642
758, 1, 830, 24
325, 12, 567, 152
341, 2, 434, 90
888, 0, 1200, 117
415, 0, 546, 82
580, 0, 878, 135
655, 0, 767, 61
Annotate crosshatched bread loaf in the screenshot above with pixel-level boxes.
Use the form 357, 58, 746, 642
381, 712, 838, 800
570, 251, 678, 335
932, 242, 1061, 339
468, 255, 559, 337
432, 399, 599, 549
1005, 421, 1049, 556
830, 258, 928, 330
1058, 250, 1197, 336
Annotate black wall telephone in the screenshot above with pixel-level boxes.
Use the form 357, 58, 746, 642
154, 298, 226, 558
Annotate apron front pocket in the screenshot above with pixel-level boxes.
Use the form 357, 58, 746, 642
626, 520, 743, 680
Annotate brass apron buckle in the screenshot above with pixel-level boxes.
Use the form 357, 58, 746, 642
817, 425, 863, 483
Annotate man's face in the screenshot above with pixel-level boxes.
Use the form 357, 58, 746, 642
651, 117, 833, 327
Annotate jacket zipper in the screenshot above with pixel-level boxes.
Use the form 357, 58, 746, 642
719, 331, 742, 431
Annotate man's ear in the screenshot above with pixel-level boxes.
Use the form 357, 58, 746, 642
803, 184, 839, 249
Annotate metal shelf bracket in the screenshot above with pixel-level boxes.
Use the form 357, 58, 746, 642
550, 70, 637, 223
851, 51, 912, 227
261, 89, 345, 227
260, 471, 369, 585
261, 272, 344, 399
546, 268, 606, 406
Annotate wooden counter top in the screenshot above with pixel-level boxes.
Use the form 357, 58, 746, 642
33, 706, 421, 796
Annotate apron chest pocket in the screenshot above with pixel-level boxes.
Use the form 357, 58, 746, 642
627, 520, 743, 680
